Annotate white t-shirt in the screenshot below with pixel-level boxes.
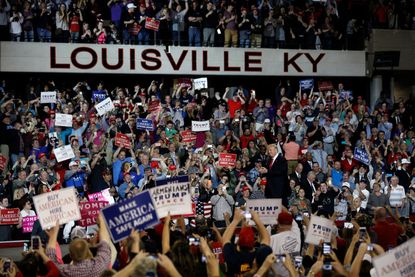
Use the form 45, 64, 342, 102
270, 222, 301, 254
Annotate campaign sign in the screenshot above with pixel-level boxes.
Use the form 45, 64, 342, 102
40, 91, 56, 104
101, 190, 159, 242
95, 97, 114, 116
193, 77, 208, 90
354, 147, 370, 165
180, 130, 197, 143
92, 90, 107, 102
136, 118, 154, 131
177, 78, 192, 89
299, 79, 314, 90
0, 155, 7, 171
22, 216, 38, 233
148, 100, 160, 113
145, 18, 160, 31
114, 133, 131, 149
246, 199, 282, 225
373, 237, 415, 277
55, 113, 73, 127
218, 153, 237, 167
192, 120, 210, 132
318, 81, 334, 91
0, 208, 20, 225
78, 201, 108, 227
305, 215, 333, 245
53, 145, 75, 163
88, 188, 115, 205
33, 187, 81, 230
150, 176, 193, 218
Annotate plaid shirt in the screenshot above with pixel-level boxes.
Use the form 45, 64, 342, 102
46, 241, 111, 277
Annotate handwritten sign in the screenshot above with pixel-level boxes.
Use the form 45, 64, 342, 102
192, 120, 210, 132
246, 199, 282, 225
78, 201, 108, 227
55, 113, 73, 127
180, 130, 197, 143
53, 145, 75, 163
318, 81, 333, 91
193, 77, 208, 90
22, 216, 38, 233
33, 187, 81, 230
150, 176, 193, 218
177, 78, 192, 89
40, 91, 56, 104
101, 190, 159, 242
145, 18, 160, 31
114, 133, 131, 149
299, 79, 314, 90
88, 188, 115, 205
305, 215, 333, 245
0, 155, 7, 171
218, 153, 237, 167
148, 100, 160, 113
354, 147, 370, 165
0, 208, 20, 225
95, 97, 114, 116
373, 237, 415, 277
136, 118, 154, 131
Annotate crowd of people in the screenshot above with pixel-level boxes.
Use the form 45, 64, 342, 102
0, 75, 414, 276
4, 0, 413, 49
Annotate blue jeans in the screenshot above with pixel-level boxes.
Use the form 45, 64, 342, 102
70, 31, 79, 43
137, 29, 150, 45
239, 30, 251, 48
188, 26, 201, 46
203, 27, 215, 46
24, 30, 34, 42
37, 27, 51, 42
11, 33, 21, 41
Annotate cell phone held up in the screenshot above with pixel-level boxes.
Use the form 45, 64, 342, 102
31, 236, 41, 250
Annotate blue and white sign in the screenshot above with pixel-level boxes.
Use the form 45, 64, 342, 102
354, 147, 370, 165
92, 90, 107, 102
101, 191, 159, 242
136, 118, 154, 131
299, 79, 314, 90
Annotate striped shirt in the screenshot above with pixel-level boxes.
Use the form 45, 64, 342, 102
389, 185, 406, 207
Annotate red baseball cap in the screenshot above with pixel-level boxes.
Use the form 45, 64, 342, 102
150, 161, 159, 169
238, 227, 255, 249
260, 179, 267, 186
278, 212, 293, 225
242, 186, 250, 192
168, 165, 176, 171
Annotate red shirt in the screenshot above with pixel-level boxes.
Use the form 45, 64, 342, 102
372, 220, 404, 250
228, 99, 242, 119
240, 134, 254, 149
340, 158, 359, 173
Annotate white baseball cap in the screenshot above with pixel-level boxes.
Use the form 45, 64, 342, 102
401, 158, 411, 164
127, 3, 136, 9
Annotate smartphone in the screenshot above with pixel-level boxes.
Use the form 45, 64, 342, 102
367, 243, 374, 252
219, 120, 225, 124
3, 258, 11, 272
295, 214, 303, 221
323, 242, 331, 255
235, 119, 240, 122
359, 227, 367, 240
207, 144, 213, 148
303, 212, 310, 218
294, 256, 303, 269
344, 222, 353, 229
322, 259, 332, 271
31, 236, 41, 250
275, 254, 285, 263
188, 237, 200, 246
243, 211, 251, 219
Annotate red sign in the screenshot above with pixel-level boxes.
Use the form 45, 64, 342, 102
318, 81, 334, 91
148, 100, 160, 113
177, 78, 192, 89
145, 18, 160, 31
180, 130, 197, 143
114, 133, 132, 149
218, 153, 237, 167
22, 216, 38, 233
78, 201, 109, 227
0, 155, 7, 171
0, 208, 20, 225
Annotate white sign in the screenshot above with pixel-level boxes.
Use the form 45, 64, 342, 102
33, 187, 81, 230
193, 77, 208, 90
305, 215, 334, 245
246, 199, 282, 225
150, 176, 192, 218
0, 43, 366, 76
40, 91, 56, 104
53, 145, 75, 163
95, 97, 114, 116
55, 113, 73, 127
192, 120, 210, 132
373, 237, 415, 277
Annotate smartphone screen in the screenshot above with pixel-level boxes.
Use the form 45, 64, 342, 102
323, 242, 331, 255
344, 222, 353, 229
31, 236, 40, 250
359, 227, 367, 240
3, 258, 11, 272
294, 256, 303, 268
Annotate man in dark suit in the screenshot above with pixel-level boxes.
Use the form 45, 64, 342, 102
301, 171, 318, 203
301, 152, 314, 176
264, 144, 288, 204
289, 163, 303, 185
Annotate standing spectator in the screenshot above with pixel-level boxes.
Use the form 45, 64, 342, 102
107, 0, 123, 33
0, 0, 11, 40
353, 179, 370, 213
263, 9, 276, 48
137, 4, 150, 45
270, 212, 301, 255
94, 19, 106, 44
156, 7, 172, 46
68, 3, 83, 43
210, 183, 234, 227
170, 0, 189, 46
313, 181, 339, 216
9, 5, 23, 41
250, 7, 262, 48
237, 7, 251, 48
396, 158, 412, 193
55, 4, 69, 42
80, 22, 92, 43
275, 14, 285, 48
372, 207, 404, 250
122, 3, 138, 45
186, 0, 202, 47
223, 4, 237, 47
202, 1, 217, 47
387, 176, 409, 217
367, 182, 388, 215
283, 133, 299, 175
265, 144, 288, 201
22, 2, 34, 42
